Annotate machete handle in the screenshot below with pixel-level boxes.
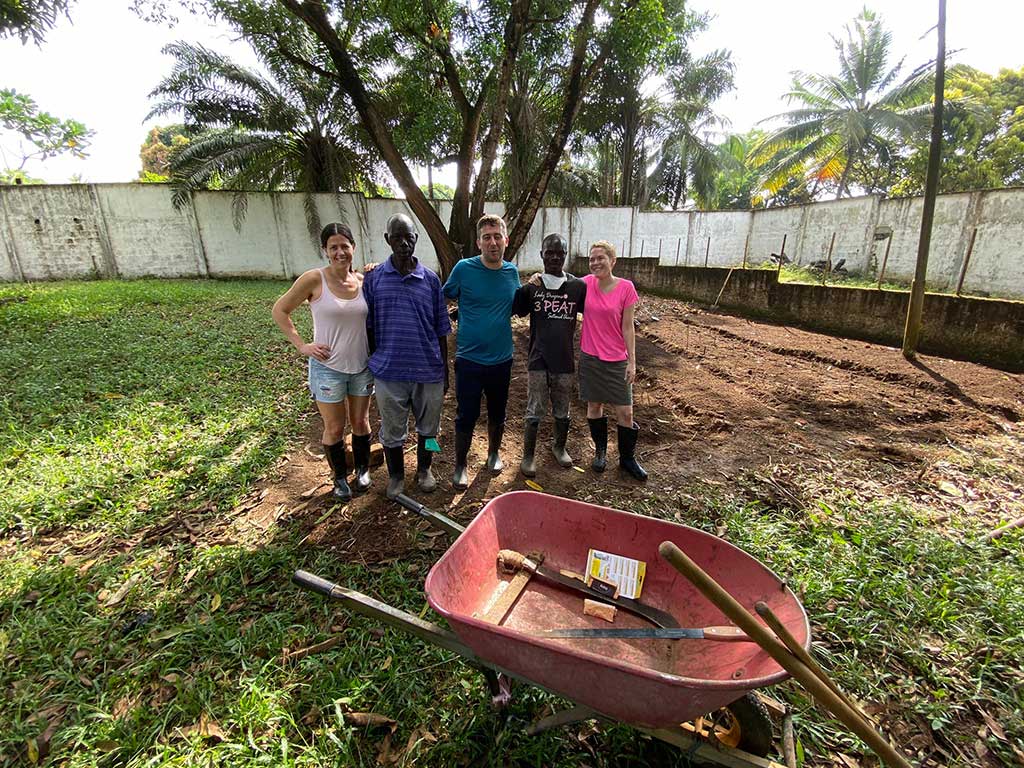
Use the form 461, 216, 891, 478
703, 626, 749, 641
292, 569, 338, 597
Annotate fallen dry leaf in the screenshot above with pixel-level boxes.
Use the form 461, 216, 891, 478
282, 636, 342, 662
178, 713, 227, 742
301, 482, 328, 499
302, 707, 320, 726
210, 593, 222, 612
979, 708, 1007, 741
376, 733, 393, 765
344, 712, 397, 730
104, 573, 142, 607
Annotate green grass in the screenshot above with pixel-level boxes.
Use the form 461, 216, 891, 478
770, 263, 1013, 300
2, 279, 1022, 767
773, 263, 911, 292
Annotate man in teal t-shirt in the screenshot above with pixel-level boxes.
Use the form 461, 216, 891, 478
443, 214, 521, 489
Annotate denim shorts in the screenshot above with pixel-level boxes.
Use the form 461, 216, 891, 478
308, 358, 374, 402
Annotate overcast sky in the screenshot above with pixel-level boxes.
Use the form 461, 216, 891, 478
1, 0, 1021, 185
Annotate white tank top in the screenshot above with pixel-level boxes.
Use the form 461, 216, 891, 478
310, 268, 369, 374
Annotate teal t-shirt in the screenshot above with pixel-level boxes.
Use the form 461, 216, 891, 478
443, 256, 521, 365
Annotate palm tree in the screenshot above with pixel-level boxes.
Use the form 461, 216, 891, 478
754, 9, 935, 199
148, 35, 382, 237
645, 48, 735, 210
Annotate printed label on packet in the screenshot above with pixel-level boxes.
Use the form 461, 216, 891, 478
586, 549, 646, 600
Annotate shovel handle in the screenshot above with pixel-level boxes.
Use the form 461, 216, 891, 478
658, 541, 913, 768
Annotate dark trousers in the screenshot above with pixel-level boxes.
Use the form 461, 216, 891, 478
454, 357, 513, 433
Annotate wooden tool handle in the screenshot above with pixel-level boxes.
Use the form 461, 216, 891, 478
755, 601, 874, 730
701, 626, 749, 641
658, 541, 913, 768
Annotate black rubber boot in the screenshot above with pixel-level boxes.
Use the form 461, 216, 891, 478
383, 445, 405, 500
588, 417, 608, 473
351, 433, 372, 493
415, 434, 437, 493
617, 422, 648, 481
452, 430, 473, 490
324, 441, 352, 501
486, 421, 505, 472
520, 420, 539, 478
552, 417, 573, 468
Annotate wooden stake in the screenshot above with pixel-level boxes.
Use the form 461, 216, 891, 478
704, 236, 711, 268
955, 227, 977, 296
877, 235, 893, 289
823, 232, 836, 286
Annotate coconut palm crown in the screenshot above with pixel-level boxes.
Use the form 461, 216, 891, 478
754, 9, 936, 199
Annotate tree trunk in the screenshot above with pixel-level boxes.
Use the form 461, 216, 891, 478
280, 0, 459, 275
506, 0, 615, 259
450, 113, 482, 259
470, 0, 531, 232
619, 90, 639, 204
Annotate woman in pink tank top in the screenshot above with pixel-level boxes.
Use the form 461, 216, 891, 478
578, 240, 647, 481
272, 223, 374, 501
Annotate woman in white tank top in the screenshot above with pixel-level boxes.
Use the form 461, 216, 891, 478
272, 223, 374, 500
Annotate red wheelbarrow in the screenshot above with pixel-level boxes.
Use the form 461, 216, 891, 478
294, 491, 810, 767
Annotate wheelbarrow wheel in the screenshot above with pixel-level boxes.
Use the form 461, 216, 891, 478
710, 692, 773, 757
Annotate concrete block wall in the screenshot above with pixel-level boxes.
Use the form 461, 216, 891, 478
2, 183, 1023, 298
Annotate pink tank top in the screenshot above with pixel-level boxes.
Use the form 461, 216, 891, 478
310, 269, 369, 374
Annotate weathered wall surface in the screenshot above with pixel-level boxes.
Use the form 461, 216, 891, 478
2, 183, 1023, 297
570, 256, 1024, 371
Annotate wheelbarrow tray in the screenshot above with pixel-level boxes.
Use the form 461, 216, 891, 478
424, 491, 809, 728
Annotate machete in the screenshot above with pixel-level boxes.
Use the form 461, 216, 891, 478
498, 550, 680, 629
533, 626, 751, 641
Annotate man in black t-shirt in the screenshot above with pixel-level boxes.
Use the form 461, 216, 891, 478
512, 233, 587, 477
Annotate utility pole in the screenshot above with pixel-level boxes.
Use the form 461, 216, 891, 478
902, 0, 946, 359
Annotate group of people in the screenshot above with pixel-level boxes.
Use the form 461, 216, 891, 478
271, 212, 647, 503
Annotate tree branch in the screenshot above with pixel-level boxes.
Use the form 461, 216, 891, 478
277, 0, 457, 273
471, 0, 531, 225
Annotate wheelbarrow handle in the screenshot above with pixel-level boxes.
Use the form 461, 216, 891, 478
292, 569, 339, 598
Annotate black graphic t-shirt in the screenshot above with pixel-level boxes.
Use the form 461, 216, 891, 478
512, 275, 587, 373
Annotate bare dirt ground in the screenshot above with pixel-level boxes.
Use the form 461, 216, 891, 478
246, 293, 1023, 561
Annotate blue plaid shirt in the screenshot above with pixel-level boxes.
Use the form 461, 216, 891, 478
363, 256, 451, 383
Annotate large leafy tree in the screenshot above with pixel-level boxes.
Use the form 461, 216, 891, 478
891, 65, 1024, 195
645, 45, 734, 209
573, 3, 734, 210
0, 87, 92, 174
148, 36, 383, 234
754, 9, 935, 199
138, 124, 191, 181
173, 0, 651, 274
0, 0, 71, 44
697, 130, 813, 210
